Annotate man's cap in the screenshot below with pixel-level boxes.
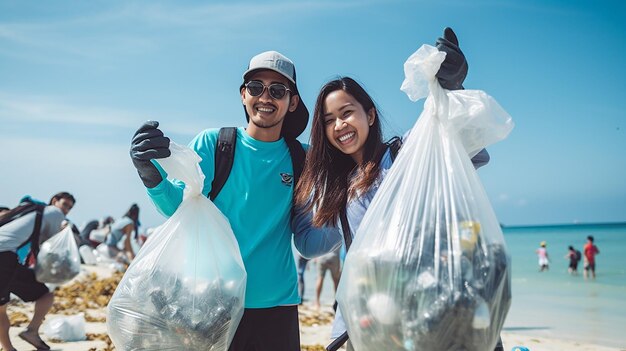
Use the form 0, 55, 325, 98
241, 50, 308, 139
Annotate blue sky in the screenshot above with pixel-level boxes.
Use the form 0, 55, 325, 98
1, 0, 624, 229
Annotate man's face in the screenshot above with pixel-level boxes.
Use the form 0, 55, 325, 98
52, 198, 74, 215
241, 70, 299, 131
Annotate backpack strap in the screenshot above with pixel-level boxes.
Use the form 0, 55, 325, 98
386, 136, 403, 162
208, 129, 306, 221
339, 209, 352, 251
6, 204, 46, 265
284, 138, 305, 188
284, 138, 306, 218
209, 127, 238, 201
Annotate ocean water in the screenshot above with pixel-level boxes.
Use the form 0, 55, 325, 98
501, 222, 626, 348
300, 222, 626, 348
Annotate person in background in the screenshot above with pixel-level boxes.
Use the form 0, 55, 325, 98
313, 247, 341, 310
0, 191, 76, 351
296, 254, 309, 305
583, 235, 600, 280
0, 207, 9, 216
536, 241, 549, 272
565, 245, 581, 275
79, 216, 114, 248
105, 204, 140, 263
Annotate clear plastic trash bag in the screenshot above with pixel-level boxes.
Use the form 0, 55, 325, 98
42, 313, 87, 342
107, 143, 247, 351
79, 245, 97, 265
336, 44, 514, 351
35, 225, 81, 284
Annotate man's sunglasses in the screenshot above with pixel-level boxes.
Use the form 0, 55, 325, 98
245, 81, 291, 100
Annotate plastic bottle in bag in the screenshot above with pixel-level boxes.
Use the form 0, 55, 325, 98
107, 143, 247, 351
336, 44, 513, 351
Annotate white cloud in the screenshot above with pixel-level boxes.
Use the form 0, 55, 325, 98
0, 91, 200, 136
0, 1, 364, 64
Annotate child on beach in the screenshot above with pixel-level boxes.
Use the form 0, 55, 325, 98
583, 235, 600, 279
536, 241, 549, 272
294, 28, 503, 351
565, 245, 581, 275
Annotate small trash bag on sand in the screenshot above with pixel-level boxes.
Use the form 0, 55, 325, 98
42, 313, 87, 342
107, 143, 247, 351
79, 245, 97, 265
35, 225, 81, 284
336, 44, 514, 351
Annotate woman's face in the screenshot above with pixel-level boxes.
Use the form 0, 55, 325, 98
322, 90, 375, 164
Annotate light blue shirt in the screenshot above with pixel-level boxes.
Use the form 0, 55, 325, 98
147, 127, 341, 308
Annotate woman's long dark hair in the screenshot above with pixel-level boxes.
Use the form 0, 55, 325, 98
295, 77, 386, 227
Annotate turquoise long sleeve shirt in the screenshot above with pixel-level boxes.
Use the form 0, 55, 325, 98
146, 127, 341, 308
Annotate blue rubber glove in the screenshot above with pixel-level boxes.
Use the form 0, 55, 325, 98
435, 27, 468, 90
130, 121, 171, 188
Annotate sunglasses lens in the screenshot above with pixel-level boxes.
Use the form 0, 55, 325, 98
269, 84, 287, 99
246, 81, 264, 96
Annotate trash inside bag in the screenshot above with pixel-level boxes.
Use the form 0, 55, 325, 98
42, 313, 86, 342
336, 44, 514, 351
107, 143, 247, 351
35, 225, 81, 284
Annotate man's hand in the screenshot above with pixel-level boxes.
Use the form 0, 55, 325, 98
435, 27, 468, 90
130, 121, 171, 188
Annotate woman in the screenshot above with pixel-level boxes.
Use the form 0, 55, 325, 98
105, 204, 139, 263
294, 30, 502, 351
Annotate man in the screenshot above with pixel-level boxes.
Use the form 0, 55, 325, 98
0, 191, 76, 351
583, 235, 600, 279
130, 51, 341, 351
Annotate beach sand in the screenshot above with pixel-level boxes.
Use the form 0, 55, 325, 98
6, 265, 623, 351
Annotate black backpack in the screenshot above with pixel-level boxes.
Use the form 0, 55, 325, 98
208, 127, 306, 217
575, 250, 582, 261
0, 202, 46, 262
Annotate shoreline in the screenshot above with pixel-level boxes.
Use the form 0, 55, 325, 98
6, 265, 624, 351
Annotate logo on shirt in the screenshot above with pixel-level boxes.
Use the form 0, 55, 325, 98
280, 173, 293, 186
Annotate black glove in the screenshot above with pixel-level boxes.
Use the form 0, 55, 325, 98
435, 27, 468, 90
130, 121, 171, 188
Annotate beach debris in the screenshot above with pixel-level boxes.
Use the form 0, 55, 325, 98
51, 271, 123, 315
298, 308, 334, 327
9, 311, 29, 326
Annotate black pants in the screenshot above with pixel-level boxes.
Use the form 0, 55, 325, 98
228, 305, 300, 351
